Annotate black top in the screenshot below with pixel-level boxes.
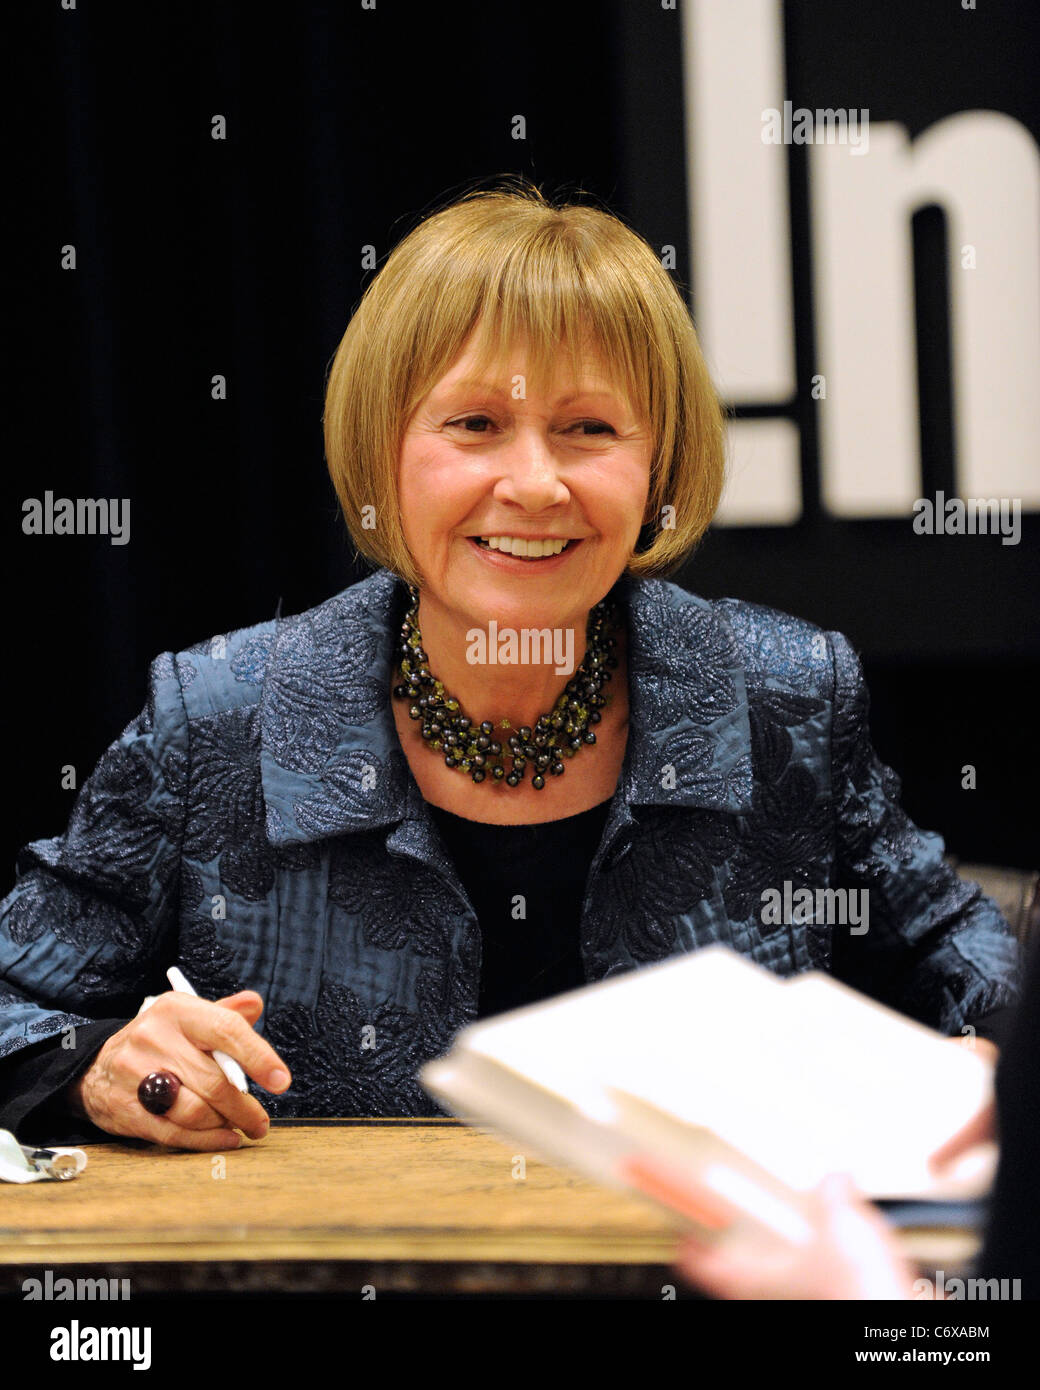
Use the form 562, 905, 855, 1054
429, 798, 613, 1018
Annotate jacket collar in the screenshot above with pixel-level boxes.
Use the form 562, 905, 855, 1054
261, 567, 752, 847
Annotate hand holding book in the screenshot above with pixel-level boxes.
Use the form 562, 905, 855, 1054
668, 1170, 918, 1301
421, 945, 1000, 1268
624, 1070, 999, 1301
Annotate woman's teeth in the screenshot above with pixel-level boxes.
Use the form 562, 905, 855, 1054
474, 536, 571, 559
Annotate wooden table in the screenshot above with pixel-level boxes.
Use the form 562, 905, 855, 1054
0, 1119, 687, 1297
0, 1118, 979, 1298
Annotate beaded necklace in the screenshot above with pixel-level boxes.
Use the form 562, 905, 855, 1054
393, 585, 620, 790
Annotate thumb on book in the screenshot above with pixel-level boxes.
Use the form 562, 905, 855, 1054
928, 1099, 997, 1172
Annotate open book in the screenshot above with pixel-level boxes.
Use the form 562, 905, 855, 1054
419, 946, 997, 1246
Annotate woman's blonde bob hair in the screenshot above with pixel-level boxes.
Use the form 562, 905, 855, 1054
323, 178, 726, 589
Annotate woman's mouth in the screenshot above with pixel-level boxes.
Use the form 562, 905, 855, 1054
468, 535, 580, 563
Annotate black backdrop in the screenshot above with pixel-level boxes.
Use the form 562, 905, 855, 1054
7, 0, 1039, 876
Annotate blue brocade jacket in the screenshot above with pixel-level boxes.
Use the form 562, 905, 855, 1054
0, 568, 1020, 1119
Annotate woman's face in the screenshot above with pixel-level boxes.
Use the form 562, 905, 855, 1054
397, 329, 653, 634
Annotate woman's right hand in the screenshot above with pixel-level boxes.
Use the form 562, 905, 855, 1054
67, 990, 291, 1150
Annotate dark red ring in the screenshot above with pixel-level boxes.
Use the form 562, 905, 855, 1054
137, 1070, 181, 1116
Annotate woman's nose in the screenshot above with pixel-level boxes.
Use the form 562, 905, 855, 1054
492, 433, 570, 511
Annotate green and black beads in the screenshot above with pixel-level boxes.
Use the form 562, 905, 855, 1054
392, 587, 619, 789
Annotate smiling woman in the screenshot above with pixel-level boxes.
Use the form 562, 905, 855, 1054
0, 177, 1019, 1154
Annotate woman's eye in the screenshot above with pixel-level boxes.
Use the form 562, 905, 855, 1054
447, 415, 494, 432
572, 420, 614, 435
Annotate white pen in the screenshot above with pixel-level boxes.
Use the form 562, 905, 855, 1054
165, 966, 250, 1093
